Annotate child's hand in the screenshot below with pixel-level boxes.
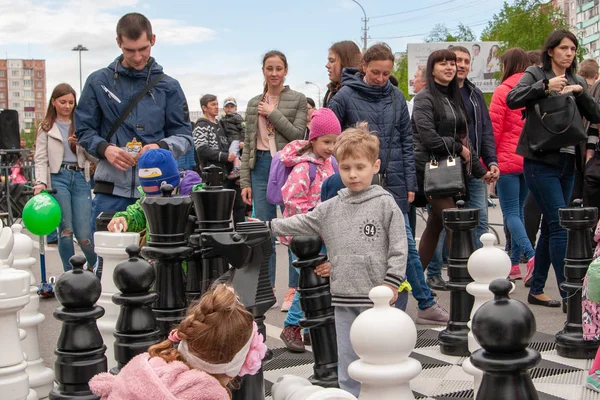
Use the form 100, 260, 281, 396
248, 217, 261, 222
381, 284, 398, 305
315, 261, 330, 277
108, 217, 128, 232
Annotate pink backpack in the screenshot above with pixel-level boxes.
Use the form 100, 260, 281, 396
266, 150, 338, 205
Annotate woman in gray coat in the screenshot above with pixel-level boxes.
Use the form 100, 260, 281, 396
240, 50, 307, 290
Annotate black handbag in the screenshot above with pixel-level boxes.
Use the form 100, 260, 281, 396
423, 100, 465, 199
524, 68, 586, 152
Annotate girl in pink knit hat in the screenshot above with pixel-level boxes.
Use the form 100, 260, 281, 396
277, 107, 341, 352
89, 284, 267, 400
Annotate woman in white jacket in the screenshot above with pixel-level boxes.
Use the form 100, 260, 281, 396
33, 83, 97, 272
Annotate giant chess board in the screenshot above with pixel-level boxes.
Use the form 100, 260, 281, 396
262, 327, 600, 400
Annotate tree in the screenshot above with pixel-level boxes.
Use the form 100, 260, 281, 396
392, 52, 409, 98
425, 23, 476, 43
480, 0, 574, 54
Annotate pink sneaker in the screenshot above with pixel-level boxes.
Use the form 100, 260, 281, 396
509, 265, 522, 280
524, 257, 535, 287
281, 288, 296, 312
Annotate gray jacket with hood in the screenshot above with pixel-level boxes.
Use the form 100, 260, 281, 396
270, 185, 407, 307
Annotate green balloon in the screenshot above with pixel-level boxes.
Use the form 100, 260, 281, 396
22, 192, 61, 236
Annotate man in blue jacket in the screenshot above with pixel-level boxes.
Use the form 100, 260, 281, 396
75, 12, 193, 235
425, 45, 500, 289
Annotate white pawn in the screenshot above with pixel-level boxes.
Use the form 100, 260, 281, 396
0, 219, 15, 268
348, 286, 422, 400
0, 257, 36, 400
272, 375, 358, 400
12, 224, 54, 399
462, 233, 511, 395
94, 227, 140, 370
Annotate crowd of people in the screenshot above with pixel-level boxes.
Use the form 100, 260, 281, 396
25, 10, 600, 397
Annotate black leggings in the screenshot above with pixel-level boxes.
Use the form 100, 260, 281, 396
523, 192, 541, 248
419, 197, 456, 270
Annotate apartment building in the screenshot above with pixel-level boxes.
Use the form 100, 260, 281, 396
569, 0, 600, 61
0, 59, 46, 132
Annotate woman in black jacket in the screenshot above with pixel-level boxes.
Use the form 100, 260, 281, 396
506, 30, 600, 308
412, 49, 490, 270
323, 40, 362, 108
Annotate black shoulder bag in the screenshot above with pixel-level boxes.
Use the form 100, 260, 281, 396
372, 90, 396, 188
524, 67, 586, 152
103, 73, 166, 144
424, 98, 466, 199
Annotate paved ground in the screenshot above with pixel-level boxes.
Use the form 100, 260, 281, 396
21, 200, 594, 398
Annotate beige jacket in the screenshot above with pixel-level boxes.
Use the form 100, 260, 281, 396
34, 122, 96, 187
240, 86, 307, 188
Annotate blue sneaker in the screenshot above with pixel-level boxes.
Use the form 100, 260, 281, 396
587, 371, 600, 392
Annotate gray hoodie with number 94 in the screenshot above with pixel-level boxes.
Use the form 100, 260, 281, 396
270, 185, 407, 307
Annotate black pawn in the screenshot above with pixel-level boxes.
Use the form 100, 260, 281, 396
141, 183, 194, 338
291, 236, 338, 388
110, 245, 161, 375
556, 199, 599, 358
439, 200, 478, 356
50, 255, 107, 400
471, 279, 541, 400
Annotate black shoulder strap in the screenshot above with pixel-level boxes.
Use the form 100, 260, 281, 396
383, 90, 397, 173
104, 73, 166, 144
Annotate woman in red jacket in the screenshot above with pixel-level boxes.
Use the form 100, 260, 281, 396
489, 47, 535, 282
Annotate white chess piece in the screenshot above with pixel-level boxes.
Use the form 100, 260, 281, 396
271, 375, 358, 400
0, 219, 15, 268
462, 233, 511, 395
348, 286, 422, 400
0, 257, 36, 400
12, 224, 54, 399
94, 229, 140, 370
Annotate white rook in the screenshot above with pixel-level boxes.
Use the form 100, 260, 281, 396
12, 224, 54, 399
0, 257, 34, 400
94, 230, 140, 370
348, 286, 422, 400
462, 233, 511, 395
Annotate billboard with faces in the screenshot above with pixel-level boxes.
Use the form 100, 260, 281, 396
407, 41, 502, 95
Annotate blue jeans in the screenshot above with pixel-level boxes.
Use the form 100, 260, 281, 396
251, 150, 277, 287
403, 213, 436, 310
90, 193, 137, 237
466, 176, 488, 249
496, 173, 535, 265
427, 176, 487, 275
51, 168, 97, 271
524, 155, 575, 299
288, 248, 299, 288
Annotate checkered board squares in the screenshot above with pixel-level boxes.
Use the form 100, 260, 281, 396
262, 329, 600, 399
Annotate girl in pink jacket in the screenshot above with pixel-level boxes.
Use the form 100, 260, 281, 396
89, 284, 267, 400
280, 107, 342, 245
489, 47, 536, 284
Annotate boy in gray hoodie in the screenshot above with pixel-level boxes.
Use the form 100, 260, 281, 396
266, 122, 407, 396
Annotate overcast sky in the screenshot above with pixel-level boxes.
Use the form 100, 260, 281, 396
0, 0, 506, 111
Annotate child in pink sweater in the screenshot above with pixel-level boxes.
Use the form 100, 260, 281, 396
89, 284, 267, 400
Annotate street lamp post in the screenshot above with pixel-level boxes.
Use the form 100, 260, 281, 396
351, 0, 368, 52
305, 81, 322, 108
71, 44, 89, 93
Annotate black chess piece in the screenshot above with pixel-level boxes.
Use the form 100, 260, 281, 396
49, 255, 107, 400
200, 220, 276, 400
110, 245, 161, 375
438, 200, 478, 356
140, 183, 193, 338
187, 165, 235, 302
471, 278, 541, 400
291, 236, 338, 388
555, 199, 599, 359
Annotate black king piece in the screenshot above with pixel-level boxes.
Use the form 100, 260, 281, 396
140, 183, 193, 338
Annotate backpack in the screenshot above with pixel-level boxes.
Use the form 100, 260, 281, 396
266, 150, 338, 205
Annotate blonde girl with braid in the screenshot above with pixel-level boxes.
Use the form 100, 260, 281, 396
89, 284, 267, 400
